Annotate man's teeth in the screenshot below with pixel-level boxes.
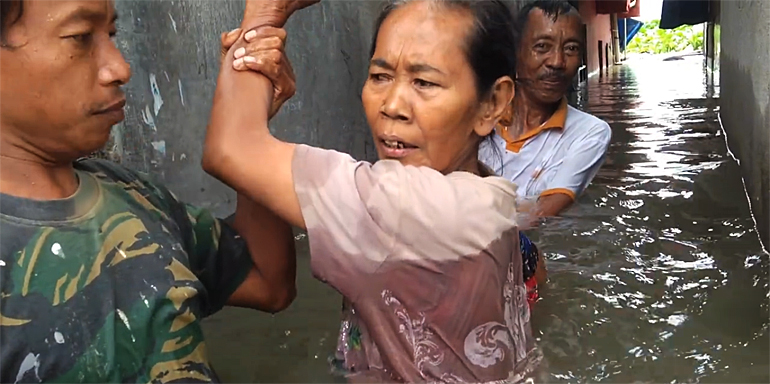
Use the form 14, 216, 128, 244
384, 140, 405, 149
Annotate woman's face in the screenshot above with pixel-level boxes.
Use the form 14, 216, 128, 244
361, 1, 511, 174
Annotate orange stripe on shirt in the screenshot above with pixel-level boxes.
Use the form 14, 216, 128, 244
539, 188, 576, 201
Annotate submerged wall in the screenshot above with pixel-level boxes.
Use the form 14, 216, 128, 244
719, 0, 770, 248
103, 0, 385, 217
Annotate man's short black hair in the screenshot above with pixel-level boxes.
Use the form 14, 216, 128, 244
514, 0, 581, 47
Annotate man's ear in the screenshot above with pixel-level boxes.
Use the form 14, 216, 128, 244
474, 76, 515, 137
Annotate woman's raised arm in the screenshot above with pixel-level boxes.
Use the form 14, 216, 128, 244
203, 0, 318, 229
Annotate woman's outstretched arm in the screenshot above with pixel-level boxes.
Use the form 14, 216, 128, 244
203, 1, 317, 229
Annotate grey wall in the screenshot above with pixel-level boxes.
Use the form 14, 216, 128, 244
100, 0, 385, 217
719, 0, 770, 248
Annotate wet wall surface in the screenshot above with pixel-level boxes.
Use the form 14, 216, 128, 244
719, 0, 770, 248
202, 55, 768, 382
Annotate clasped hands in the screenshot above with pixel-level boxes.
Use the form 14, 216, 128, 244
219, 0, 320, 118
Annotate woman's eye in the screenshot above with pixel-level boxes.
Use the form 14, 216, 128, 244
370, 73, 389, 82
414, 79, 437, 89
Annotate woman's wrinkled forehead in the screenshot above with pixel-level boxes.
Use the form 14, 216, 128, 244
373, 1, 473, 71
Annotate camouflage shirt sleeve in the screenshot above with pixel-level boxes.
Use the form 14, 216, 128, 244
86, 160, 254, 317
180, 203, 254, 317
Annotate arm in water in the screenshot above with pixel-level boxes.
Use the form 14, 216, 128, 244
203, 1, 320, 230
534, 193, 574, 218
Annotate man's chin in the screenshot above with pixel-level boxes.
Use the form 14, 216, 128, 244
79, 130, 114, 158
537, 90, 566, 105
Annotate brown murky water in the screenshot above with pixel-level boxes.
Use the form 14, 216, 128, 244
202, 54, 769, 383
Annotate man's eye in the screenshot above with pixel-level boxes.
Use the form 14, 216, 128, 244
66, 33, 94, 46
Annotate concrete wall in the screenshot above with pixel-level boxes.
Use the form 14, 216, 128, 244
579, 0, 612, 76
719, 0, 770, 247
100, 0, 386, 217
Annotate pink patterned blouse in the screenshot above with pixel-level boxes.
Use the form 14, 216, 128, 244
292, 145, 542, 383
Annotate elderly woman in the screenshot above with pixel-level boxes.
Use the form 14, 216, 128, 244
206, 0, 544, 381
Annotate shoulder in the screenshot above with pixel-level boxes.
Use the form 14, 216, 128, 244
399, 166, 519, 233
74, 158, 182, 214
391, 170, 520, 261
76, 158, 157, 188
564, 105, 611, 143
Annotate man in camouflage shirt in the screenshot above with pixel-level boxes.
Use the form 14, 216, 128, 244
0, 0, 300, 382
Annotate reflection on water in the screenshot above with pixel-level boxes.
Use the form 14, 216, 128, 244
202, 55, 768, 383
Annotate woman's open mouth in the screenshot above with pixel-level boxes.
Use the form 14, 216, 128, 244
380, 138, 418, 159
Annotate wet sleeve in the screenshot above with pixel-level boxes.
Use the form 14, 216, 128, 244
541, 123, 611, 199
291, 145, 399, 301
292, 145, 518, 301
181, 204, 254, 317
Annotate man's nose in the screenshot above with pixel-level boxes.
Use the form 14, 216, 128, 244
98, 39, 132, 86
546, 50, 566, 70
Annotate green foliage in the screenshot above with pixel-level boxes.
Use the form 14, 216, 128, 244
626, 19, 705, 54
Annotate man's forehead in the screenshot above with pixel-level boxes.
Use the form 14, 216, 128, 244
525, 8, 582, 36
25, 0, 115, 23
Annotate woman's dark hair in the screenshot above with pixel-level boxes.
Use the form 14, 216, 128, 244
1, 0, 23, 47
369, 0, 517, 101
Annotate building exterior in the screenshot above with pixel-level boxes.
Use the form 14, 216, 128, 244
574, 0, 641, 82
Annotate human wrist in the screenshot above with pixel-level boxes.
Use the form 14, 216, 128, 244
241, 1, 290, 30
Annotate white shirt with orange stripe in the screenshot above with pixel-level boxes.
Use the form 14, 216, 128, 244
479, 99, 611, 201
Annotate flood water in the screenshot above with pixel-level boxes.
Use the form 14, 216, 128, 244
202, 54, 769, 383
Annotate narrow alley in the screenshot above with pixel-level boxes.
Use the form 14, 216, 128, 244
201, 55, 769, 382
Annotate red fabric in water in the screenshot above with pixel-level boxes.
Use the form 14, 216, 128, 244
526, 277, 539, 309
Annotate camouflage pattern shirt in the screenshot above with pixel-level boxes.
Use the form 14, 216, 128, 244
0, 159, 254, 383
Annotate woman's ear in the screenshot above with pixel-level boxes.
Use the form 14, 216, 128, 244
474, 76, 515, 137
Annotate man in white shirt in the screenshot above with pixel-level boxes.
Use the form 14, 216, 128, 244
480, 0, 611, 220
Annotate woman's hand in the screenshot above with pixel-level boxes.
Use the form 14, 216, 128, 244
220, 26, 295, 119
